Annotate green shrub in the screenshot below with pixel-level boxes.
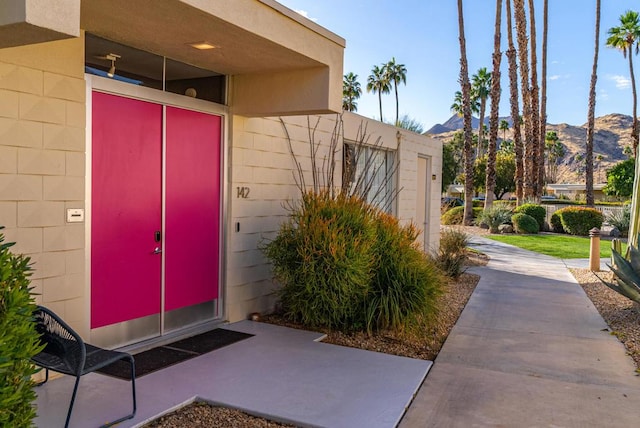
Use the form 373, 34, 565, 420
0, 228, 43, 427
558, 207, 604, 236
263, 191, 444, 332
441, 206, 483, 225
550, 211, 564, 233
511, 213, 539, 234
472, 200, 484, 208
514, 203, 546, 231
435, 229, 469, 278
366, 213, 444, 332
262, 192, 376, 329
475, 206, 512, 233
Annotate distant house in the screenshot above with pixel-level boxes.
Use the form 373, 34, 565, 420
546, 183, 607, 200
0, 0, 442, 349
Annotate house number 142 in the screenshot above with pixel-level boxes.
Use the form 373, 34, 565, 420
236, 187, 250, 198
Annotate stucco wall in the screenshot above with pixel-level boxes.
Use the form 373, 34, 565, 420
227, 113, 442, 322
0, 36, 87, 335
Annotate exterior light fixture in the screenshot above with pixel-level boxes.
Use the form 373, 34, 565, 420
105, 53, 121, 78
188, 42, 217, 50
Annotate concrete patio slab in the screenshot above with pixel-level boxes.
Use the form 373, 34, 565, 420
35, 321, 431, 428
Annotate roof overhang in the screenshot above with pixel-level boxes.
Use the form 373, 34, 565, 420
80, 0, 345, 116
0, 0, 80, 48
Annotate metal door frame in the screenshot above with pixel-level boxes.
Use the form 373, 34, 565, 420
85, 74, 229, 348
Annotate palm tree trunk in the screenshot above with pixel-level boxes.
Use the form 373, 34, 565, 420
477, 100, 486, 158
457, 0, 475, 226
507, 0, 524, 204
586, 0, 601, 207
378, 92, 383, 122
514, 0, 534, 200
485, 0, 502, 209
528, 0, 540, 199
395, 83, 399, 126
629, 46, 639, 158
538, 0, 548, 196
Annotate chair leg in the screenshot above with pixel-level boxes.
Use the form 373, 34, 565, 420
99, 355, 136, 428
64, 376, 81, 428
35, 368, 49, 387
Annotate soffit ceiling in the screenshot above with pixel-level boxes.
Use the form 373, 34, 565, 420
80, 0, 325, 76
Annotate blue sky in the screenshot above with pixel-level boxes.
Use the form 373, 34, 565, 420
277, 0, 640, 129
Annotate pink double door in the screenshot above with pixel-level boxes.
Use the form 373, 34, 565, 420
91, 92, 221, 345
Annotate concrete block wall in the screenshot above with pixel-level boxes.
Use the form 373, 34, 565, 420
0, 37, 87, 335
227, 113, 442, 322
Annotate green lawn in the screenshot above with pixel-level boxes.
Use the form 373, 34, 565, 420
485, 233, 620, 259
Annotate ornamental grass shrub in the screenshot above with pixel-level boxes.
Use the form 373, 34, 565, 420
0, 229, 43, 427
365, 212, 444, 332
441, 206, 483, 225
557, 207, 603, 236
435, 228, 469, 278
511, 213, 539, 234
606, 205, 631, 237
514, 203, 546, 231
263, 191, 444, 332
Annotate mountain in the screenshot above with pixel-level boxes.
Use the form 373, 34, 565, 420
426, 114, 514, 135
429, 113, 634, 184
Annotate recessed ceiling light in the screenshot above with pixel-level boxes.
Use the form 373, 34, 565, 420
188, 42, 217, 50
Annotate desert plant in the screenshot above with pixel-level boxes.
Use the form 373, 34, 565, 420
475, 206, 513, 233
558, 206, 603, 236
442, 206, 483, 225
262, 192, 376, 329
599, 235, 640, 305
435, 229, 469, 278
0, 229, 43, 427
606, 204, 631, 237
550, 211, 565, 233
365, 212, 443, 332
511, 213, 539, 234
514, 203, 546, 230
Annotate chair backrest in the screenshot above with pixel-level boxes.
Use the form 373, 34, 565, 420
34, 306, 86, 376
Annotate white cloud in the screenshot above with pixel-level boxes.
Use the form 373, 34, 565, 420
548, 74, 570, 81
607, 74, 631, 89
597, 88, 609, 101
294, 9, 318, 22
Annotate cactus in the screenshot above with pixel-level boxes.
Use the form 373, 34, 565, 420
599, 235, 640, 304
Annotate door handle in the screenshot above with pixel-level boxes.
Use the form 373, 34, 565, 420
153, 247, 162, 254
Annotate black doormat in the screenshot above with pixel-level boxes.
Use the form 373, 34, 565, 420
97, 329, 253, 380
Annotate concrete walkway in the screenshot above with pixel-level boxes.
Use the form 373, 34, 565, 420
400, 236, 640, 427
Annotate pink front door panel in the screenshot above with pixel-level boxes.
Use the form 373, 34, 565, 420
91, 93, 163, 329
165, 107, 221, 311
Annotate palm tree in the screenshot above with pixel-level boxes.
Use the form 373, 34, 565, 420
545, 131, 563, 184
506, 0, 524, 204
451, 90, 479, 117
538, 0, 549, 197
514, 0, 534, 199
586, 0, 601, 207
367, 65, 391, 121
457, 0, 474, 225
484, 0, 503, 210
385, 57, 407, 126
499, 119, 510, 141
527, 0, 541, 198
607, 10, 640, 157
472, 67, 492, 158
342, 72, 362, 112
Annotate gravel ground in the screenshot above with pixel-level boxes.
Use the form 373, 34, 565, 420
571, 268, 640, 369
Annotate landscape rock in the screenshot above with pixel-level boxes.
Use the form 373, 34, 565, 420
499, 224, 513, 234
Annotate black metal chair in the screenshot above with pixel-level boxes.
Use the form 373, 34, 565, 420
31, 306, 136, 428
